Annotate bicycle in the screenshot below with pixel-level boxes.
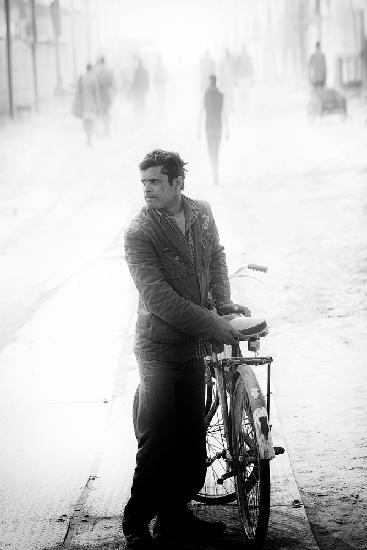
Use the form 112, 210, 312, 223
131, 264, 283, 547
194, 264, 284, 547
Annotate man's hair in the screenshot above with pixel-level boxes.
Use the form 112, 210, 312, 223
139, 149, 187, 185
209, 74, 217, 85
316, 41, 320, 49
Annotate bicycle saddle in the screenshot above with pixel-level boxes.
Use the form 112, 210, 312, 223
229, 317, 268, 339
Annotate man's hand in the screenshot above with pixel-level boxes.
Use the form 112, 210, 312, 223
210, 317, 246, 346
217, 302, 251, 317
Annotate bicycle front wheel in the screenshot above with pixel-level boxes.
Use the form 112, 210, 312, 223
232, 370, 270, 546
195, 366, 236, 504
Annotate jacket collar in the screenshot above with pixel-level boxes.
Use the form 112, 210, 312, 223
181, 195, 199, 231
145, 195, 200, 266
150, 195, 198, 225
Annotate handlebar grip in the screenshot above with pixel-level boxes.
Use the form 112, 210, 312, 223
248, 264, 268, 273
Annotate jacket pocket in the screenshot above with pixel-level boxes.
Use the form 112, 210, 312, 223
160, 250, 188, 279
148, 314, 191, 345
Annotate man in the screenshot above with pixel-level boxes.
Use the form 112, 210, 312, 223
153, 54, 168, 111
202, 74, 228, 185
219, 49, 236, 113
78, 63, 100, 147
131, 58, 149, 114
123, 149, 250, 549
309, 42, 327, 90
236, 43, 254, 113
95, 56, 114, 135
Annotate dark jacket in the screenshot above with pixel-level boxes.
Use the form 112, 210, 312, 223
204, 85, 223, 134
124, 195, 231, 361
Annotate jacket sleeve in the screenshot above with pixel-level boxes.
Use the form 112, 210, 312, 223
206, 204, 232, 307
125, 223, 226, 340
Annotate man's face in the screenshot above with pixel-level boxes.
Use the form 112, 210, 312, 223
140, 165, 181, 211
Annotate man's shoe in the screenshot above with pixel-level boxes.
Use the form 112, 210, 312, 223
125, 529, 154, 549
154, 511, 226, 541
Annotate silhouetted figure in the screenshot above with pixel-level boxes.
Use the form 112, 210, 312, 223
362, 38, 367, 89
154, 55, 168, 110
79, 63, 100, 147
236, 44, 254, 112
95, 56, 114, 135
203, 74, 227, 185
131, 58, 149, 114
219, 48, 236, 113
309, 42, 327, 89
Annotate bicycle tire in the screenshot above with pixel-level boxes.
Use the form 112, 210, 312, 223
231, 369, 271, 546
194, 365, 236, 505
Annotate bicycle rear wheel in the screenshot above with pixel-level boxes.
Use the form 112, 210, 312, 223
232, 370, 270, 546
194, 365, 236, 504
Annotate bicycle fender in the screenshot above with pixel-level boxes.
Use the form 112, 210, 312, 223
236, 365, 275, 460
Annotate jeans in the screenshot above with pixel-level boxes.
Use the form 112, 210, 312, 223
122, 357, 206, 534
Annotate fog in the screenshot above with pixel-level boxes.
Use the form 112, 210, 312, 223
1, 1, 367, 549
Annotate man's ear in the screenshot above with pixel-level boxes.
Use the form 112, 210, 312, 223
175, 176, 184, 191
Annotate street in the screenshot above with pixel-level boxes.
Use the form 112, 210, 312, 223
0, 84, 366, 550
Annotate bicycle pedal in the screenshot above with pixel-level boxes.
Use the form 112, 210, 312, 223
274, 446, 285, 455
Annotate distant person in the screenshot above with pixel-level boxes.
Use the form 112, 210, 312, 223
219, 48, 236, 113
200, 50, 215, 92
95, 56, 115, 135
154, 55, 168, 110
79, 63, 100, 147
309, 42, 327, 90
131, 58, 149, 114
201, 74, 227, 185
236, 44, 254, 112
361, 37, 367, 88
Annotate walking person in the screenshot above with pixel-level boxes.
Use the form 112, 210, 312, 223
309, 42, 327, 90
219, 48, 236, 114
236, 43, 254, 113
154, 54, 168, 111
131, 58, 149, 115
95, 56, 115, 135
122, 149, 250, 549
78, 63, 100, 147
200, 74, 227, 185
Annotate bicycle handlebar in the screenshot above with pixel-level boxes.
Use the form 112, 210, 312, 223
247, 264, 268, 273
